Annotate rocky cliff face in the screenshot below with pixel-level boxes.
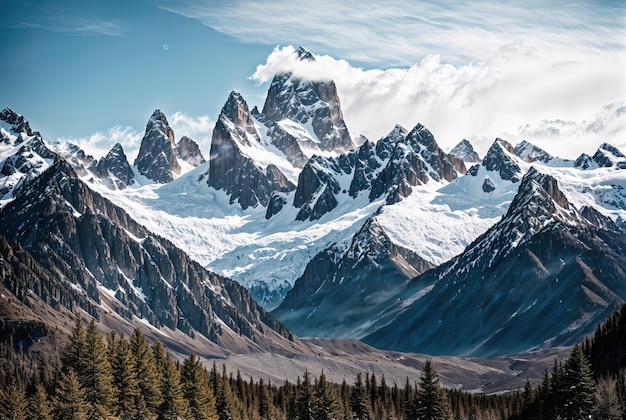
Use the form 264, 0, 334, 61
261, 47, 354, 154
481, 138, 523, 183
176, 135, 205, 167
207, 91, 295, 210
364, 167, 626, 356
134, 110, 181, 183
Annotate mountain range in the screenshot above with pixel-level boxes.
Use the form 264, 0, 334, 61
1, 48, 625, 369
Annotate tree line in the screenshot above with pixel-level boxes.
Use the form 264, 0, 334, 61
1, 304, 625, 419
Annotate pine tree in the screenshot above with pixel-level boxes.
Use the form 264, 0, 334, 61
593, 375, 623, 420
350, 372, 372, 420
182, 353, 218, 420
340, 379, 352, 420
550, 359, 565, 418
415, 360, 452, 420
536, 367, 551, 420
83, 319, 114, 419
61, 315, 87, 374
53, 370, 87, 420
214, 366, 236, 420
130, 328, 162, 416
563, 344, 595, 419
28, 382, 53, 420
110, 337, 139, 418
403, 377, 416, 420
0, 380, 28, 420
521, 379, 536, 418
258, 378, 271, 420
158, 353, 188, 420
313, 370, 340, 420
296, 370, 315, 420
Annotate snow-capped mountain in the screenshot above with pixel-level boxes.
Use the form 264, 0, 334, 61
93, 143, 135, 189
0, 108, 56, 200
514, 140, 554, 163
261, 47, 354, 154
3, 45, 625, 359
207, 90, 296, 210
273, 211, 434, 338
363, 167, 626, 357
272, 124, 469, 337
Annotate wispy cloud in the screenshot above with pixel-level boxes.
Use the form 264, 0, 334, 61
58, 126, 142, 162
161, 0, 625, 66
60, 113, 215, 162
12, 15, 123, 37
169, 112, 215, 156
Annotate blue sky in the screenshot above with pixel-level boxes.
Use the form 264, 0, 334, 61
1, 0, 625, 159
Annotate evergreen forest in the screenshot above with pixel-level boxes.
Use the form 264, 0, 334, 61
1, 304, 625, 420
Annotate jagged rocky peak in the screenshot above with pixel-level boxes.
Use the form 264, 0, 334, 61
574, 153, 597, 170
369, 123, 463, 204
273, 212, 435, 338
345, 126, 406, 199
221, 90, 259, 142
134, 109, 181, 183
261, 47, 354, 153
0, 109, 56, 198
0, 107, 37, 137
580, 205, 620, 232
450, 139, 480, 163
94, 143, 134, 189
481, 138, 523, 182
514, 140, 553, 163
592, 142, 626, 168
292, 154, 352, 221
208, 92, 295, 210
176, 136, 205, 167
517, 166, 570, 210
295, 46, 315, 61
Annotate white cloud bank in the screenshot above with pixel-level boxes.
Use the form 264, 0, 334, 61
252, 45, 625, 158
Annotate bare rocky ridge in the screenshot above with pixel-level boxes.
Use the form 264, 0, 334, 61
514, 140, 553, 163
0, 157, 295, 353
0, 108, 56, 198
